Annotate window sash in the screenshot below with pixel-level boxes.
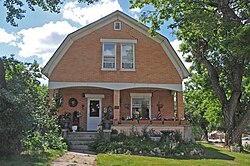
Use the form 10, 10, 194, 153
131, 97, 151, 119
121, 44, 134, 70
102, 43, 116, 69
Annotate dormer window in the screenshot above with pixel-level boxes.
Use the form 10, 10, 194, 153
114, 22, 121, 30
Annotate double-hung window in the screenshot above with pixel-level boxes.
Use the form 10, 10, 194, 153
102, 43, 116, 70
121, 44, 135, 70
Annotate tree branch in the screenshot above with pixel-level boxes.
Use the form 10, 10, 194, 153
191, 50, 228, 105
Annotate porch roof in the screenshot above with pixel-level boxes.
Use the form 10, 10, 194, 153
49, 82, 182, 91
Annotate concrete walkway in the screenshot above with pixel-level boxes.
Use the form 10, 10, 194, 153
51, 151, 97, 166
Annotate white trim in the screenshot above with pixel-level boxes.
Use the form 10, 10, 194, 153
48, 82, 183, 91
42, 11, 188, 79
120, 43, 135, 71
130, 93, 152, 97
114, 21, 121, 30
100, 38, 137, 44
85, 94, 104, 98
130, 94, 152, 119
102, 43, 116, 70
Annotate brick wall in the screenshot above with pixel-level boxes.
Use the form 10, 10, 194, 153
50, 20, 182, 84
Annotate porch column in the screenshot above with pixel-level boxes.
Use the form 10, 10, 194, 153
113, 90, 120, 121
177, 91, 184, 120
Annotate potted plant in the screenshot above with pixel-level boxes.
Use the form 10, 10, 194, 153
102, 106, 113, 130
71, 121, 79, 132
58, 112, 71, 130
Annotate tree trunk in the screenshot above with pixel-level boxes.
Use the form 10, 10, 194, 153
0, 59, 6, 88
202, 129, 209, 142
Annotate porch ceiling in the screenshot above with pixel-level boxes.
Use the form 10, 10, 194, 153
49, 82, 183, 91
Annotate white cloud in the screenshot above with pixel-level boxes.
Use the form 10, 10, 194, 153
129, 7, 142, 13
0, 28, 16, 44
16, 21, 77, 64
170, 39, 192, 69
62, 0, 122, 26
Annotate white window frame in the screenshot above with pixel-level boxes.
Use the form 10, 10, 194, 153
130, 93, 152, 119
114, 21, 121, 31
121, 43, 135, 71
102, 43, 116, 71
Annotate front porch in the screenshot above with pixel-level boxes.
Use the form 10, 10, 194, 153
49, 84, 190, 138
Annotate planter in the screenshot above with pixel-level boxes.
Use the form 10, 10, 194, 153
102, 120, 112, 130
180, 120, 190, 125
72, 125, 78, 132
139, 120, 151, 124
120, 120, 138, 124
164, 120, 180, 125
151, 120, 163, 125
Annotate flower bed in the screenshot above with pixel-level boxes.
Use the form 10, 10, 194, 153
90, 127, 204, 158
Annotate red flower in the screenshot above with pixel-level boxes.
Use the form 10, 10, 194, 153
72, 121, 79, 125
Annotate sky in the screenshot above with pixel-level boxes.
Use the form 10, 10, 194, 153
0, 0, 186, 81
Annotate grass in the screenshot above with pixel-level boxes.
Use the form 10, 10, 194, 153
0, 149, 65, 166
97, 143, 250, 166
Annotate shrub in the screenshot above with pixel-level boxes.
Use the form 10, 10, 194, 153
90, 127, 204, 157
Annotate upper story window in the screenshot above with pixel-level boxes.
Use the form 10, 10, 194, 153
121, 44, 135, 70
114, 21, 121, 30
102, 43, 116, 70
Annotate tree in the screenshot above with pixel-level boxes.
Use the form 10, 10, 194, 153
0, 56, 66, 154
184, 61, 223, 141
3, 0, 99, 26
131, 0, 250, 146
0, 59, 6, 88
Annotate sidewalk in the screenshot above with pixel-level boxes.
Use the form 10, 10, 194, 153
51, 151, 97, 166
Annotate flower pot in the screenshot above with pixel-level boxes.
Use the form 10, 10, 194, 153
164, 120, 180, 125
102, 120, 112, 130
72, 125, 78, 132
152, 120, 163, 125
139, 120, 151, 124
121, 120, 138, 124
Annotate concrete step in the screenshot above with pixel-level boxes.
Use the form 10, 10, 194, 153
67, 132, 98, 139
69, 140, 95, 145
66, 132, 98, 152
70, 144, 89, 150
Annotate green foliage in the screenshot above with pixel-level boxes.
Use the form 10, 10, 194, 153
0, 149, 64, 166
3, 0, 100, 26
184, 64, 223, 139
131, 0, 250, 145
91, 128, 203, 157
0, 56, 66, 154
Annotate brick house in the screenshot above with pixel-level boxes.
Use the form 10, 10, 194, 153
42, 11, 191, 139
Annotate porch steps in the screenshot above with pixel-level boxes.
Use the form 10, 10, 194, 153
67, 132, 98, 153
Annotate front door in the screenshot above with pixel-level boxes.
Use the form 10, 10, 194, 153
87, 98, 102, 131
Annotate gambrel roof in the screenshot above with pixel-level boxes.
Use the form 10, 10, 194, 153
42, 10, 188, 79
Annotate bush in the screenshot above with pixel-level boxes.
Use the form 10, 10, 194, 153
90, 127, 204, 157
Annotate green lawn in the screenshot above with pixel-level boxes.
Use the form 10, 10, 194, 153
97, 143, 250, 166
0, 150, 65, 166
